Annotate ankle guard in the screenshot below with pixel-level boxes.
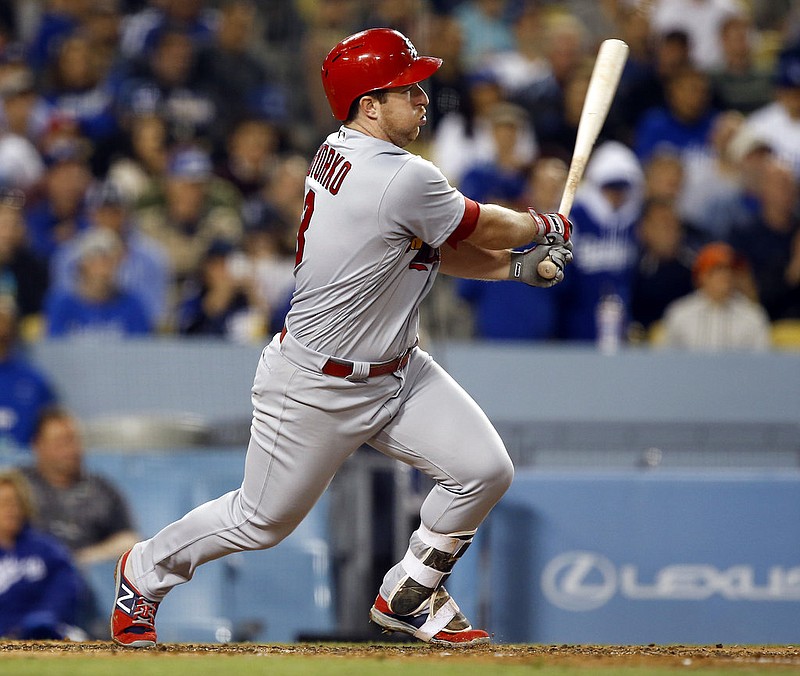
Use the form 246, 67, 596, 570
386, 524, 475, 616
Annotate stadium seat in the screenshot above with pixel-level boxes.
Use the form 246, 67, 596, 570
771, 319, 800, 350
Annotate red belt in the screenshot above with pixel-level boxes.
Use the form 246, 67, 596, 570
279, 327, 412, 379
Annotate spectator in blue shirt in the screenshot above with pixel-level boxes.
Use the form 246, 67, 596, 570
45, 229, 151, 338
0, 297, 57, 450
39, 31, 119, 148
178, 239, 264, 342
119, 0, 216, 60
458, 102, 531, 207
559, 140, 645, 342
0, 468, 84, 640
50, 180, 171, 329
24, 139, 93, 262
457, 157, 568, 340
635, 66, 718, 164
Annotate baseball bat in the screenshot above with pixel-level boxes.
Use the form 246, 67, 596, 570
537, 38, 629, 279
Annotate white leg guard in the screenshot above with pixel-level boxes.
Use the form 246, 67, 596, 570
382, 524, 475, 616
411, 590, 461, 641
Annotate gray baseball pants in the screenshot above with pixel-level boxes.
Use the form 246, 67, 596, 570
128, 330, 513, 602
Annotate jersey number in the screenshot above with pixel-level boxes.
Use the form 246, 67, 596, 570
295, 188, 315, 266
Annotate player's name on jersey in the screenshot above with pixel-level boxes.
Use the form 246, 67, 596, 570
307, 143, 352, 195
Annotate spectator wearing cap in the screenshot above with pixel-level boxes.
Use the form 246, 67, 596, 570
50, 180, 171, 328
677, 109, 747, 241
703, 123, 774, 242
114, 26, 215, 144
729, 158, 800, 321
458, 102, 530, 206
0, 296, 57, 450
177, 238, 265, 342
660, 242, 770, 351
24, 138, 93, 261
44, 228, 151, 338
119, 0, 216, 60
134, 146, 243, 290
39, 31, 118, 152
26, 0, 90, 73
0, 62, 50, 143
743, 46, 800, 177
0, 76, 45, 191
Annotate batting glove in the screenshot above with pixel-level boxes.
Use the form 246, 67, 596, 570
528, 210, 572, 245
509, 242, 573, 287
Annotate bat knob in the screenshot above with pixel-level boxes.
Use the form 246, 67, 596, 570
537, 258, 558, 280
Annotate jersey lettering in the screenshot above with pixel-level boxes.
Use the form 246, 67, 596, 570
318, 146, 335, 183
307, 144, 328, 178
326, 159, 352, 194
295, 188, 315, 266
307, 143, 352, 195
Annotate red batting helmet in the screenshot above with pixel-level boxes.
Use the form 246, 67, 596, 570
321, 28, 442, 121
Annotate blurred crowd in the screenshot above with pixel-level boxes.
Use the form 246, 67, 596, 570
0, 1, 797, 349
1, 0, 800, 641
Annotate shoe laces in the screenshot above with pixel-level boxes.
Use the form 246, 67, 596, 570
131, 597, 159, 626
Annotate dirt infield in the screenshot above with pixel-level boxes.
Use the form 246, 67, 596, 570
1, 641, 799, 669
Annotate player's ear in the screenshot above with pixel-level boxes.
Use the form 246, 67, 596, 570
360, 94, 380, 120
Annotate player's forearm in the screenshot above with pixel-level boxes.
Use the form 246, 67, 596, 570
440, 241, 511, 280
466, 203, 538, 250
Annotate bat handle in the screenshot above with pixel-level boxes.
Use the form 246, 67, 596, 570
537, 258, 559, 280
537, 203, 572, 280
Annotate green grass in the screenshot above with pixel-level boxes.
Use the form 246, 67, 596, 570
0, 655, 790, 676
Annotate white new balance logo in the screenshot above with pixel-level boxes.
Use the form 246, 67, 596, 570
116, 582, 136, 615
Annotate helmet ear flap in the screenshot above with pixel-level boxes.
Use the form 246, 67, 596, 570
321, 28, 442, 121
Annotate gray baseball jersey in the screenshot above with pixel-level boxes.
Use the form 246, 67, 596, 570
290, 127, 465, 361
126, 126, 512, 608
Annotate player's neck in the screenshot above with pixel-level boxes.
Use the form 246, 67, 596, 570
345, 119, 397, 146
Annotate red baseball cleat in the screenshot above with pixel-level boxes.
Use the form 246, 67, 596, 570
369, 588, 490, 646
110, 550, 160, 648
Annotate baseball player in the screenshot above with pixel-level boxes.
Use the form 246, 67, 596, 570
111, 28, 573, 648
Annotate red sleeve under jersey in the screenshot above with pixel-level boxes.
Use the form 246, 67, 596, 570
445, 197, 480, 249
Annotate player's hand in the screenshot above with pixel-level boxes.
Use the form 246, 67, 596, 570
528, 209, 572, 245
509, 242, 573, 287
